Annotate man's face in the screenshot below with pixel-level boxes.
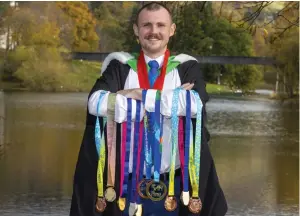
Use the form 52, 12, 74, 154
134, 7, 176, 56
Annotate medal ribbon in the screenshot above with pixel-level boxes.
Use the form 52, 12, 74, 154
130, 101, 141, 202
136, 121, 144, 204
168, 88, 180, 196
184, 90, 191, 192
153, 91, 162, 182
95, 91, 107, 197
106, 94, 117, 188
120, 98, 132, 198
142, 90, 152, 179
119, 121, 127, 196
189, 91, 203, 198
178, 117, 184, 181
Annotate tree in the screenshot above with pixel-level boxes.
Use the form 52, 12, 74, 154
56, 1, 99, 51
93, 2, 137, 52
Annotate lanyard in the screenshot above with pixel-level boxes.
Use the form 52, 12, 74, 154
106, 94, 117, 189
130, 101, 141, 202
95, 91, 107, 198
153, 91, 162, 182
142, 90, 152, 179
120, 99, 132, 198
168, 88, 180, 196
184, 90, 191, 192
189, 91, 203, 198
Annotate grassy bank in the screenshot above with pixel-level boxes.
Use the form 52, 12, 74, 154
1, 60, 101, 92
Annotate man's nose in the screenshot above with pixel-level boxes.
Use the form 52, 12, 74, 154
150, 25, 158, 34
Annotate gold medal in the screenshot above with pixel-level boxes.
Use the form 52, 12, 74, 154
188, 197, 202, 214
104, 187, 116, 202
137, 179, 150, 199
146, 180, 167, 201
95, 197, 106, 212
164, 196, 177, 212
118, 197, 126, 211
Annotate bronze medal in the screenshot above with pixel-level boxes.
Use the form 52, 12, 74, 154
188, 197, 202, 214
104, 187, 116, 202
146, 180, 167, 201
164, 196, 177, 212
137, 179, 150, 199
95, 197, 106, 212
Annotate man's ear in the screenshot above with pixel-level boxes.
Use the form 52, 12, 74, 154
170, 23, 176, 37
133, 24, 139, 37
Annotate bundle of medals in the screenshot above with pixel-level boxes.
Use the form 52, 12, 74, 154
94, 88, 203, 215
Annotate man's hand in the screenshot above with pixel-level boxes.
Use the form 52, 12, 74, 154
117, 82, 194, 101
181, 82, 194, 90
117, 88, 143, 101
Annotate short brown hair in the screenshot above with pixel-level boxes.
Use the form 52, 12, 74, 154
135, 2, 173, 25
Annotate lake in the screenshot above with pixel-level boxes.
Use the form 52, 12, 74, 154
0, 92, 298, 216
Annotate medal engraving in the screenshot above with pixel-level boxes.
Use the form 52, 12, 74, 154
105, 187, 116, 202
118, 197, 126, 211
137, 179, 150, 199
188, 197, 202, 214
95, 197, 106, 212
164, 196, 177, 211
146, 180, 167, 201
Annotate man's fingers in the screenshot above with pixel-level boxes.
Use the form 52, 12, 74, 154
181, 83, 194, 90
181, 83, 191, 88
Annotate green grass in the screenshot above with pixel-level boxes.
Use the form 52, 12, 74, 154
206, 83, 232, 94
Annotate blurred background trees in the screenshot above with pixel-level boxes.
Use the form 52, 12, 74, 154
0, 1, 298, 95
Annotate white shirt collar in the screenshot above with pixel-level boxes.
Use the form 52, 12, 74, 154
144, 54, 164, 68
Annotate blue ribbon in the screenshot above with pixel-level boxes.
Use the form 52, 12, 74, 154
142, 90, 152, 179
121, 98, 132, 198
184, 90, 191, 191
136, 125, 145, 205
95, 91, 107, 156
130, 100, 141, 202
153, 92, 162, 182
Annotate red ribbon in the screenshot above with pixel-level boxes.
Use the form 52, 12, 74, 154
137, 49, 170, 90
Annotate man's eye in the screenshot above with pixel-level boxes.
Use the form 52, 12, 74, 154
158, 23, 165, 27
143, 23, 151, 27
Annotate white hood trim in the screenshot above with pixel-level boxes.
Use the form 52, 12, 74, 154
173, 54, 198, 63
101, 52, 134, 74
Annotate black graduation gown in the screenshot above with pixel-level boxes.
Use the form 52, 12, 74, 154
69, 59, 228, 216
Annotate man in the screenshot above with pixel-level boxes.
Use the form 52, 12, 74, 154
70, 2, 227, 216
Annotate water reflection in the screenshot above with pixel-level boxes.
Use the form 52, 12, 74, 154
0, 93, 298, 215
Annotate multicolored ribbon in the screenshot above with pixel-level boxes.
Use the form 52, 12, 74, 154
189, 90, 203, 198
168, 88, 181, 196
95, 91, 107, 198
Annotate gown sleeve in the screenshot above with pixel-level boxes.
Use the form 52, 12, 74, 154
70, 60, 130, 216
177, 60, 228, 216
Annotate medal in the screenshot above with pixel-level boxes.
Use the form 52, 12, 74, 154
104, 187, 116, 202
95, 197, 106, 212
188, 197, 202, 214
164, 196, 177, 212
188, 91, 203, 214
137, 179, 150, 199
165, 88, 180, 206
181, 191, 190, 206
136, 204, 143, 216
146, 180, 167, 201
118, 197, 126, 211
181, 91, 192, 206
129, 202, 138, 216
